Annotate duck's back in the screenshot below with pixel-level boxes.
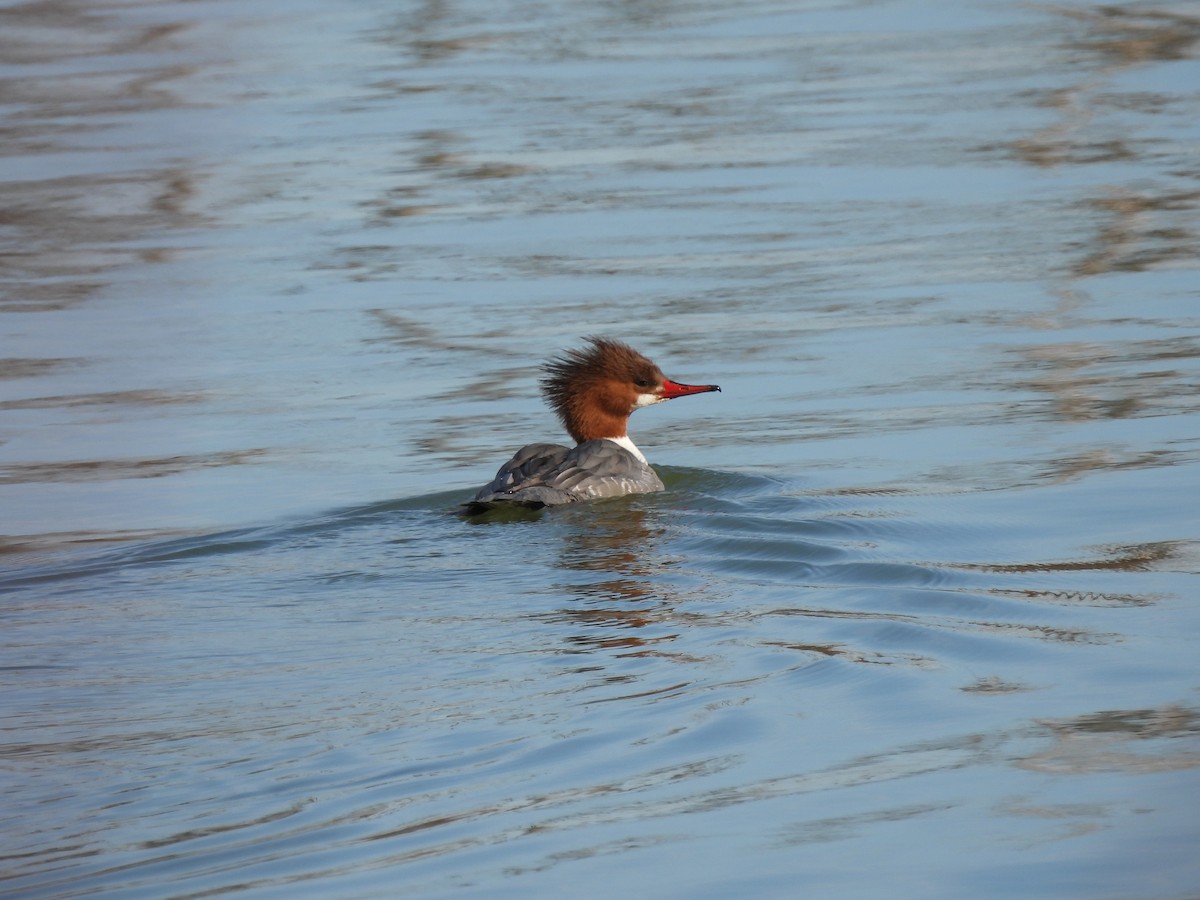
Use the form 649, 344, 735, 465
466, 439, 664, 511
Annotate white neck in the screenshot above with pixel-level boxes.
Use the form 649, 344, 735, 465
603, 435, 647, 465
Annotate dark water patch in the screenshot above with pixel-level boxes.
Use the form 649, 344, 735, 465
1074, 188, 1200, 277
756, 599, 1117, 653
1063, 6, 1200, 66
0, 527, 187, 560
1007, 6, 1200, 170
961, 676, 1034, 694
1018, 703, 1200, 775
458, 501, 549, 525
433, 367, 536, 403
0, 169, 206, 312
962, 618, 1119, 647
1009, 334, 1200, 421
978, 586, 1160, 609
0, 357, 83, 379
760, 638, 935, 673
0, 488, 468, 590
950, 539, 1193, 574
364, 309, 521, 357
777, 801, 952, 847
0, 388, 205, 411
676, 534, 847, 566
0, 449, 268, 484
0, 2, 186, 67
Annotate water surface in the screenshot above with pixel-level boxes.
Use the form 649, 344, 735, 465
2, 0, 1199, 896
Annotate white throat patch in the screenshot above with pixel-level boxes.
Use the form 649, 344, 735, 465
604, 435, 648, 465
633, 392, 665, 409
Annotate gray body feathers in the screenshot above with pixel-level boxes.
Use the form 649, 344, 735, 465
466, 439, 664, 512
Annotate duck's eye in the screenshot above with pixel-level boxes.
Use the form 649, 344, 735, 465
634, 378, 654, 390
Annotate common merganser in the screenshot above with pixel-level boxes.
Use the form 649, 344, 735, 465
465, 337, 720, 512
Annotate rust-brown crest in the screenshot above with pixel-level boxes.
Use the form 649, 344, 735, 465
540, 337, 663, 443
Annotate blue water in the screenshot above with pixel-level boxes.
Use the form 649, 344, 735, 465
2, 0, 1199, 897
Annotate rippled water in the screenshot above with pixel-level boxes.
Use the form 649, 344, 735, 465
3, 0, 1199, 897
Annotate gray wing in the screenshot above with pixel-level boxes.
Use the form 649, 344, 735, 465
538, 440, 664, 500
465, 439, 663, 511
471, 443, 571, 502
